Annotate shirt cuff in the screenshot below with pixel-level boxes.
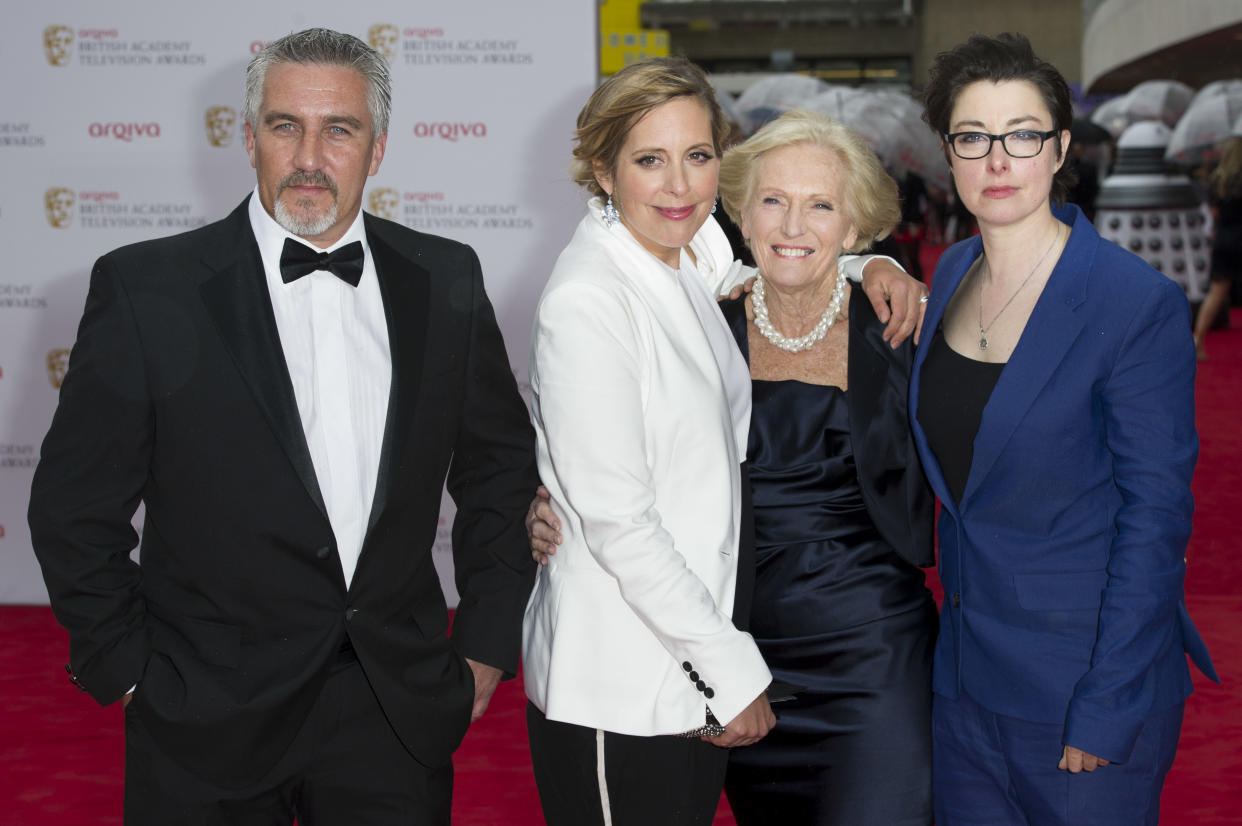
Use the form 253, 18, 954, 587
839, 254, 903, 283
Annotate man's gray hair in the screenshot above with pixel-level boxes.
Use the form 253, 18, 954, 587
244, 28, 392, 139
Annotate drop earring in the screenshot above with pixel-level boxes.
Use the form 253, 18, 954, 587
603, 194, 620, 228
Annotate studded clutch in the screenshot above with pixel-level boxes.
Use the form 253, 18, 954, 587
676, 709, 726, 738
674, 679, 803, 738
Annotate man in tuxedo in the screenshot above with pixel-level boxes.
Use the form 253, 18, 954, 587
27, 28, 538, 825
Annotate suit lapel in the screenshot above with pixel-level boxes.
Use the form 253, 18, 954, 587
362, 218, 429, 540
197, 201, 328, 518
961, 217, 1089, 506
199, 208, 430, 568
846, 287, 892, 477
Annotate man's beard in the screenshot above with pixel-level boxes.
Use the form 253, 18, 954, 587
274, 170, 339, 237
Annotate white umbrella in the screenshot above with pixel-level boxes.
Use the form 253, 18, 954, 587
871, 88, 928, 130
711, 83, 745, 134
1090, 95, 1131, 139
1165, 90, 1242, 164
802, 85, 867, 122
870, 90, 949, 191
837, 97, 908, 171
1192, 79, 1242, 106
1091, 79, 1195, 138
825, 90, 948, 191
734, 74, 826, 134
1124, 79, 1195, 126
804, 92, 896, 160
754, 85, 949, 190
839, 95, 943, 190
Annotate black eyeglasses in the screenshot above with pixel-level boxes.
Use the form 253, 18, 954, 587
943, 129, 1059, 159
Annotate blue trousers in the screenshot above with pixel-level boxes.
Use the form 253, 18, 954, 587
932, 690, 1183, 826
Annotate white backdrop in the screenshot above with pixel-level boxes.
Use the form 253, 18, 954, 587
0, 3, 597, 603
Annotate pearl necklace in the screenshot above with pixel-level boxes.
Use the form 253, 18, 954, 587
751, 268, 847, 353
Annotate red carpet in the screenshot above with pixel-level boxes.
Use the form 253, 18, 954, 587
1163, 304, 1242, 825
2, 310, 1239, 825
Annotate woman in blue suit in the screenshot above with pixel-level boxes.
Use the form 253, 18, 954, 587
912, 33, 1218, 825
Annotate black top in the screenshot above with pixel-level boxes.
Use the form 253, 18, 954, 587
916, 328, 1005, 505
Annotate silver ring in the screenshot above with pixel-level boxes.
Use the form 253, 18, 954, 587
919, 295, 929, 304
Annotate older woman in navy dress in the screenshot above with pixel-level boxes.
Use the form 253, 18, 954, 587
714, 111, 936, 825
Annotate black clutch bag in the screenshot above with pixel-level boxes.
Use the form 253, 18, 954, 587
676, 679, 802, 737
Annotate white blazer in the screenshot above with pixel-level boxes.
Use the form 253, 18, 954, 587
523, 198, 771, 736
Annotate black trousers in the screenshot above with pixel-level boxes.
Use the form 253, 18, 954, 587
123, 656, 452, 826
527, 702, 730, 826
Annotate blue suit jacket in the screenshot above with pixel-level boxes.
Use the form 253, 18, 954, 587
910, 203, 1218, 763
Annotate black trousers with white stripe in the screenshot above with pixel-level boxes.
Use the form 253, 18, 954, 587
527, 702, 730, 826
526, 467, 753, 825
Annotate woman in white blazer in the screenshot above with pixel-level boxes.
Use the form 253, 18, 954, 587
522, 57, 924, 826
523, 58, 771, 826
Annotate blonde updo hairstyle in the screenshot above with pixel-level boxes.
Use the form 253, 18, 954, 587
570, 57, 732, 199
718, 109, 899, 254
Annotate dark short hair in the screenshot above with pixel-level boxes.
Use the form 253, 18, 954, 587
922, 33, 1075, 204
570, 57, 731, 199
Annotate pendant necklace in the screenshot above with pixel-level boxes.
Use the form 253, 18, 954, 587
977, 223, 1061, 350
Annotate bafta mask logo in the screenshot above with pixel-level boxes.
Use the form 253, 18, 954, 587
46, 349, 71, 389
368, 23, 399, 64
204, 105, 237, 148
44, 187, 76, 229
367, 188, 399, 222
43, 25, 74, 67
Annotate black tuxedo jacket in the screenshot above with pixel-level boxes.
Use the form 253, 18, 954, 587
28, 197, 538, 785
720, 289, 934, 569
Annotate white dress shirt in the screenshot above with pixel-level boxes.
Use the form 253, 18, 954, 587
248, 190, 391, 588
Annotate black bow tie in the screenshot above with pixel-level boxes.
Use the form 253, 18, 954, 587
279, 238, 365, 287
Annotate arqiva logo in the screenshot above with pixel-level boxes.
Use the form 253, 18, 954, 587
412, 122, 487, 141
89, 122, 161, 142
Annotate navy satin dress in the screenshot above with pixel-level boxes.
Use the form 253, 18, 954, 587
723, 328, 936, 825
